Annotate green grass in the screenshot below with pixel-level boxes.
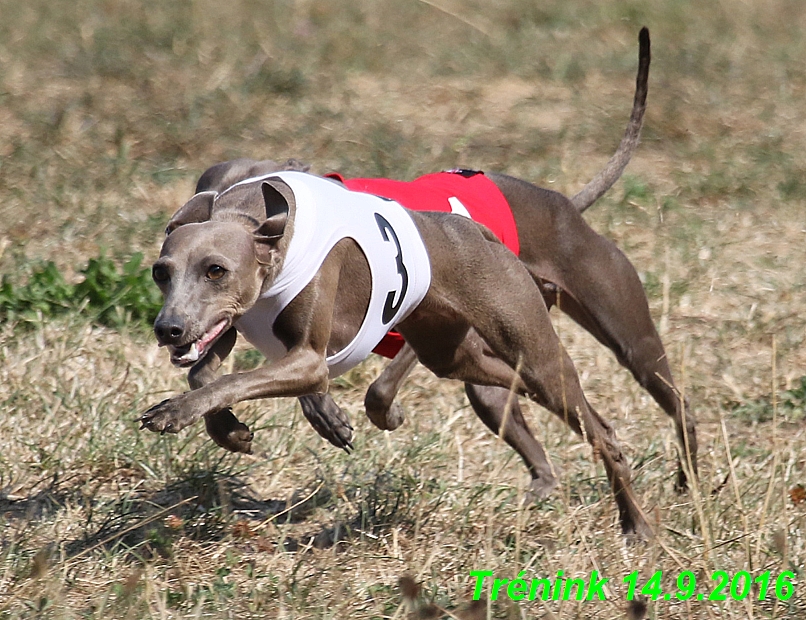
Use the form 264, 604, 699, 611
1, 0, 806, 618
0, 253, 160, 328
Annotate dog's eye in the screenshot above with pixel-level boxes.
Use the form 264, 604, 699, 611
152, 264, 170, 283
206, 265, 226, 280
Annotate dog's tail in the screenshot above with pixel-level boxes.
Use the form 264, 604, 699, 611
571, 27, 650, 213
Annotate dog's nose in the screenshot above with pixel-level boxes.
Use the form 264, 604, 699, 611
154, 316, 186, 345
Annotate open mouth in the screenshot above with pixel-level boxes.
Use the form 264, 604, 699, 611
168, 318, 228, 367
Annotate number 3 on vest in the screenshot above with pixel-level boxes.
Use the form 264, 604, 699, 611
374, 213, 409, 323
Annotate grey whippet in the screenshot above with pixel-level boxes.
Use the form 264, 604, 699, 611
168, 28, 697, 497
140, 29, 681, 538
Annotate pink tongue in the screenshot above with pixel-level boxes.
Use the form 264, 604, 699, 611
198, 320, 226, 353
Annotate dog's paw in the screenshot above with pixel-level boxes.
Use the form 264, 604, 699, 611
674, 465, 691, 494
298, 393, 354, 453
140, 396, 195, 434
366, 401, 406, 431
525, 475, 559, 502
205, 408, 254, 454
623, 517, 654, 544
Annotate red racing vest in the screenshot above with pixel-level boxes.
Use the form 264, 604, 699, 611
325, 169, 518, 358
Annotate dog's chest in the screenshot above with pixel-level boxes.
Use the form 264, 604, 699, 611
234, 171, 432, 378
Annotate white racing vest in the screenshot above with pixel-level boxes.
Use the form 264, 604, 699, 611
230, 171, 432, 378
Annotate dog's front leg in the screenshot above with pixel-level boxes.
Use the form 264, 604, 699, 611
298, 394, 354, 452
184, 327, 255, 454
144, 232, 344, 437
140, 346, 329, 436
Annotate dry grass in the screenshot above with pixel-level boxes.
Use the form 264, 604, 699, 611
1, 0, 806, 618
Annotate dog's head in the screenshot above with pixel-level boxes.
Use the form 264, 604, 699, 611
152, 177, 295, 367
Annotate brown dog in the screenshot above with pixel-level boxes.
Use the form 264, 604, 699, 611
140, 29, 674, 538
141, 162, 653, 536
186, 28, 697, 497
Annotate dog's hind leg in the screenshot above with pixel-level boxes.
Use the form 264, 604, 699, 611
365, 346, 559, 497
546, 286, 696, 491
495, 174, 697, 490
401, 223, 652, 537
464, 383, 558, 499
405, 320, 651, 538
360, 344, 558, 498
531, 224, 696, 488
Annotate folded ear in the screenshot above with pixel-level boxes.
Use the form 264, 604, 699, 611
281, 158, 310, 172
195, 159, 311, 194
195, 159, 258, 193
254, 181, 291, 265
165, 191, 216, 235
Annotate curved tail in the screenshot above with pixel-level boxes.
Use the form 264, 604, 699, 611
571, 27, 650, 213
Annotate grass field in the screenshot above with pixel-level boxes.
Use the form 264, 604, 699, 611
1, 0, 805, 617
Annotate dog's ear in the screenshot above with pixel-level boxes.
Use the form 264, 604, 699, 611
165, 191, 216, 235
196, 159, 310, 193
195, 160, 256, 193
253, 181, 291, 265
281, 158, 310, 172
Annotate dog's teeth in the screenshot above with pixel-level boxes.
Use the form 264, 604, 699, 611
187, 342, 200, 362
